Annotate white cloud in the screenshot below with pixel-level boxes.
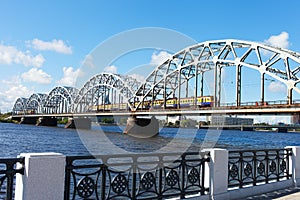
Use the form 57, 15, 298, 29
21, 68, 52, 84
104, 65, 117, 74
265, 31, 290, 49
150, 51, 172, 66
0, 45, 45, 67
127, 73, 145, 82
0, 77, 32, 112
57, 66, 82, 86
268, 81, 286, 93
30, 39, 72, 54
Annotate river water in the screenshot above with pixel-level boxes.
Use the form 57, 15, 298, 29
1, 122, 300, 158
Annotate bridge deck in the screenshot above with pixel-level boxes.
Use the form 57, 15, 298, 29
12, 105, 300, 118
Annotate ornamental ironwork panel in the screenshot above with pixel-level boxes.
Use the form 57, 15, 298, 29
228, 148, 292, 188
64, 152, 210, 200
0, 157, 25, 200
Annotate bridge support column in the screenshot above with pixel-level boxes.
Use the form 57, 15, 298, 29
12, 116, 22, 123
261, 73, 265, 104
277, 127, 288, 133
236, 65, 242, 106
65, 117, 91, 129
36, 117, 57, 127
20, 117, 38, 125
240, 126, 254, 131
288, 88, 293, 105
124, 116, 159, 138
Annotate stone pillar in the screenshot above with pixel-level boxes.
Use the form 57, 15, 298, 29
207, 148, 229, 200
19, 117, 38, 125
240, 126, 254, 131
277, 127, 288, 133
36, 117, 57, 127
124, 116, 159, 138
14, 153, 66, 200
286, 146, 300, 187
65, 117, 91, 129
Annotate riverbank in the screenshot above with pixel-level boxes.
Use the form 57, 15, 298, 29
0, 112, 15, 123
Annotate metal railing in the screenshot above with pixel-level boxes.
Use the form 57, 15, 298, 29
220, 99, 300, 108
64, 152, 210, 200
0, 157, 24, 200
228, 148, 292, 188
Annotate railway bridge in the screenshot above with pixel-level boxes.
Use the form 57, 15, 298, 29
11, 39, 300, 135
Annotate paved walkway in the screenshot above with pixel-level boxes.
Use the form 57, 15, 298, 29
246, 187, 300, 199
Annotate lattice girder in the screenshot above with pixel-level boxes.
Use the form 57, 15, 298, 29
44, 86, 78, 114
12, 97, 28, 114
132, 39, 300, 110
26, 93, 47, 114
73, 73, 141, 113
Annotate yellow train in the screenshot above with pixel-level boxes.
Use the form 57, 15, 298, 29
90, 96, 214, 111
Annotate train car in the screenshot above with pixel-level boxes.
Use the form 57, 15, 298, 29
89, 95, 214, 112
179, 98, 194, 108
164, 96, 214, 108
166, 98, 178, 108
91, 103, 130, 112
152, 99, 164, 109
96, 104, 112, 111
197, 96, 214, 107
111, 103, 129, 111
163, 96, 213, 108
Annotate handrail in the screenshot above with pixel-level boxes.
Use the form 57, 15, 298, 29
64, 152, 210, 200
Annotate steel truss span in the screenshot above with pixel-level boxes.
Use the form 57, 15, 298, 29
26, 93, 47, 114
132, 39, 300, 111
12, 39, 300, 115
12, 98, 28, 115
43, 86, 78, 114
73, 73, 141, 113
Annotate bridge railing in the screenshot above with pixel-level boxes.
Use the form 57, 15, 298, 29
8, 147, 300, 199
220, 99, 300, 108
0, 157, 24, 200
64, 152, 210, 200
228, 148, 292, 189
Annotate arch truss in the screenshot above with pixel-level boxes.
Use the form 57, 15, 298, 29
26, 93, 47, 114
43, 86, 78, 114
73, 73, 141, 113
12, 98, 28, 114
132, 39, 300, 110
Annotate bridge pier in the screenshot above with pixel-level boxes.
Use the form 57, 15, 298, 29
240, 126, 254, 131
36, 117, 57, 127
124, 116, 159, 138
65, 117, 91, 129
20, 117, 38, 125
277, 127, 288, 133
11, 116, 22, 123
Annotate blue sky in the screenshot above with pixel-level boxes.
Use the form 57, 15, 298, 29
0, 0, 300, 123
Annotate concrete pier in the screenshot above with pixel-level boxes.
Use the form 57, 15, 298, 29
124, 116, 159, 138
240, 126, 254, 131
277, 127, 288, 133
65, 117, 91, 129
20, 117, 38, 125
36, 117, 57, 127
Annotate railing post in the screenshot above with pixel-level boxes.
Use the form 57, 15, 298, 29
14, 153, 66, 200
286, 146, 300, 187
131, 156, 137, 200
180, 153, 186, 199
64, 157, 72, 200
101, 164, 107, 200
6, 162, 15, 200
205, 148, 229, 200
